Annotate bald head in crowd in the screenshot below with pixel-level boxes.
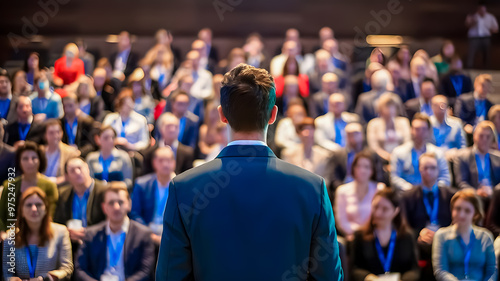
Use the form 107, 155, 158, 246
321, 73, 339, 95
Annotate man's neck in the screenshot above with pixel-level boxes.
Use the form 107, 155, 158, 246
157, 173, 171, 186
37, 90, 46, 98
475, 145, 489, 156
414, 141, 426, 151
109, 219, 125, 233
101, 149, 112, 159
230, 130, 267, 143
422, 182, 436, 190
303, 141, 313, 157
0, 91, 9, 99
348, 143, 363, 153
74, 179, 92, 197
47, 142, 59, 153
174, 112, 184, 119
435, 114, 445, 125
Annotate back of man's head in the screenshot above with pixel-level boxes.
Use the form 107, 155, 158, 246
220, 64, 276, 132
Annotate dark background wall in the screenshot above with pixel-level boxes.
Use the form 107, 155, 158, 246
1, 0, 500, 67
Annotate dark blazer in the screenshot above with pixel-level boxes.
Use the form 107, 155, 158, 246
454, 93, 493, 126
60, 114, 96, 158
324, 147, 388, 203
403, 81, 418, 103
404, 98, 422, 121
3, 95, 19, 125
140, 142, 194, 176
109, 50, 139, 78
53, 180, 107, 227
3, 120, 44, 146
401, 184, 454, 260
355, 91, 406, 125
453, 148, 500, 190
486, 187, 500, 236
350, 230, 420, 281
75, 220, 155, 281
440, 73, 473, 106
88, 96, 105, 122
130, 173, 159, 225
0, 144, 16, 184
308, 91, 329, 118
178, 112, 200, 149
156, 144, 344, 281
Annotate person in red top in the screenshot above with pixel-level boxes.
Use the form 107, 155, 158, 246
274, 55, 310, 98
53, 43, 85, 87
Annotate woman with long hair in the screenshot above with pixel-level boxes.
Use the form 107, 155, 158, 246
351, 188, 420, 281
2, 187, 72, 281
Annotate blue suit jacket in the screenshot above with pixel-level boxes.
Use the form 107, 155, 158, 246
130, 173, 158, 225
156, 144, 344, 281
75, 220, 155, 281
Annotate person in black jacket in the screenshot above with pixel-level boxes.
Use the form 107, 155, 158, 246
350, 188, 420, 281
402, 152, 454, 281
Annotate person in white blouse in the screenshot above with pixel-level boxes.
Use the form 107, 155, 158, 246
367, 93, 411, 163
102, 88, 150, 151
334, 150, 385, 240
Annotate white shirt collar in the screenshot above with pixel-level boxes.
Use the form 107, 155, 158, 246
106, 216, 130, 235
227, 140, 267, 146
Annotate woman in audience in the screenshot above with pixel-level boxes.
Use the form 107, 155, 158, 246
2, 187, 73, 281
102, 88, 150, 151
23, 52, 41, 86
488, 105, 500, 150
433, 189, 497, 281
367, 93, 411, 162
199, 101, 223, 157
11, 70, 32, 96
335, 151, 385, 240
86, 125, 133, 190
274, 55, 310, 98
351, 188, 420, 281
0, 141, 58, 232
53, 43, 85, 87
388, 46, 411, 82
128, 68, 155, 124
414, 49, 439, 83
142, 44, 175, 97
76, 75, 105, 121
431, 40, 456, 76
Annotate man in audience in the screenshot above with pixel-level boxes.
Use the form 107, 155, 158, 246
109, 31, 139, 79
60, 93, 96, 158
405, 77, 437, 120
405, 56, 428, 102
274, 99, 307, 150
31, 69, 63, 120
324, 122, 387, 200
307, 49, 333, 94
185, 50, 213, 99
466, 3, 499, 68
439, 56, 472, 105
402, 152, 453, 281
4, 96, 43, 148
42, 119, 80, 185
197, 28, 219, 72
0, 69, 18, 124
54, 157, 107, 243
309, 72, 340, 118
270, 40, 300, 76
169, 90, 199, 149
315, 93, 359, 151
355, 69, 405, 124
454, 121, 500, 195
130, 146, 175, 245
142, 112, 194, 175
322, 38, 349, 83
430, 95, 466, 155
455, 74, 494, 135
351, 62, 385, 110
391, 113, 451, 190
75, 182, 155, 281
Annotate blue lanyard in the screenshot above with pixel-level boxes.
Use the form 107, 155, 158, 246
475, 153, 490, 184
99, 154, 114, 181
155, 180, 169, 220
334, 119, 346, 147
411, 148, 420, 175
0, 98, 11, 119
457, 230, 475, 279
65, 118, 78, 145
45, 150, 60, 177
475, 100, 486, 118
374, 230, 397, 273
25, 246, 38, 278
38, 98, 48, 112
18, 123, 31, 140
178, 116, 186, 142
120, 118, 129, 138
451, 75, 463, 96
72, 190, 90, 227
422, 186, 440, 225
107, 232, 126, 268
433, 124, 451, 147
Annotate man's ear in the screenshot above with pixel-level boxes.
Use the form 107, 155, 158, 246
268, 105, 278, 125
217, 105, 228, 124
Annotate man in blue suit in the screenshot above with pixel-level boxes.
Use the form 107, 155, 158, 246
156, 64, 344, 281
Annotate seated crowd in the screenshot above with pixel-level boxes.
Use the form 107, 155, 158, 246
1, 26, 500, 281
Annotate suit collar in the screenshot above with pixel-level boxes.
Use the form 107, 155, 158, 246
216, 144, 276, 158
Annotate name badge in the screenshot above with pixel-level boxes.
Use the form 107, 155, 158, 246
100, 273, 119, 281
377, 273, 400, 281
425, 223, 440, 232
67, 219, 83, 230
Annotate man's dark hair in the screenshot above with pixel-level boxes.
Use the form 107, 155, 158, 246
0, 68, 10, 81
420, 77, 436, 90
220, 64, 276, 132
